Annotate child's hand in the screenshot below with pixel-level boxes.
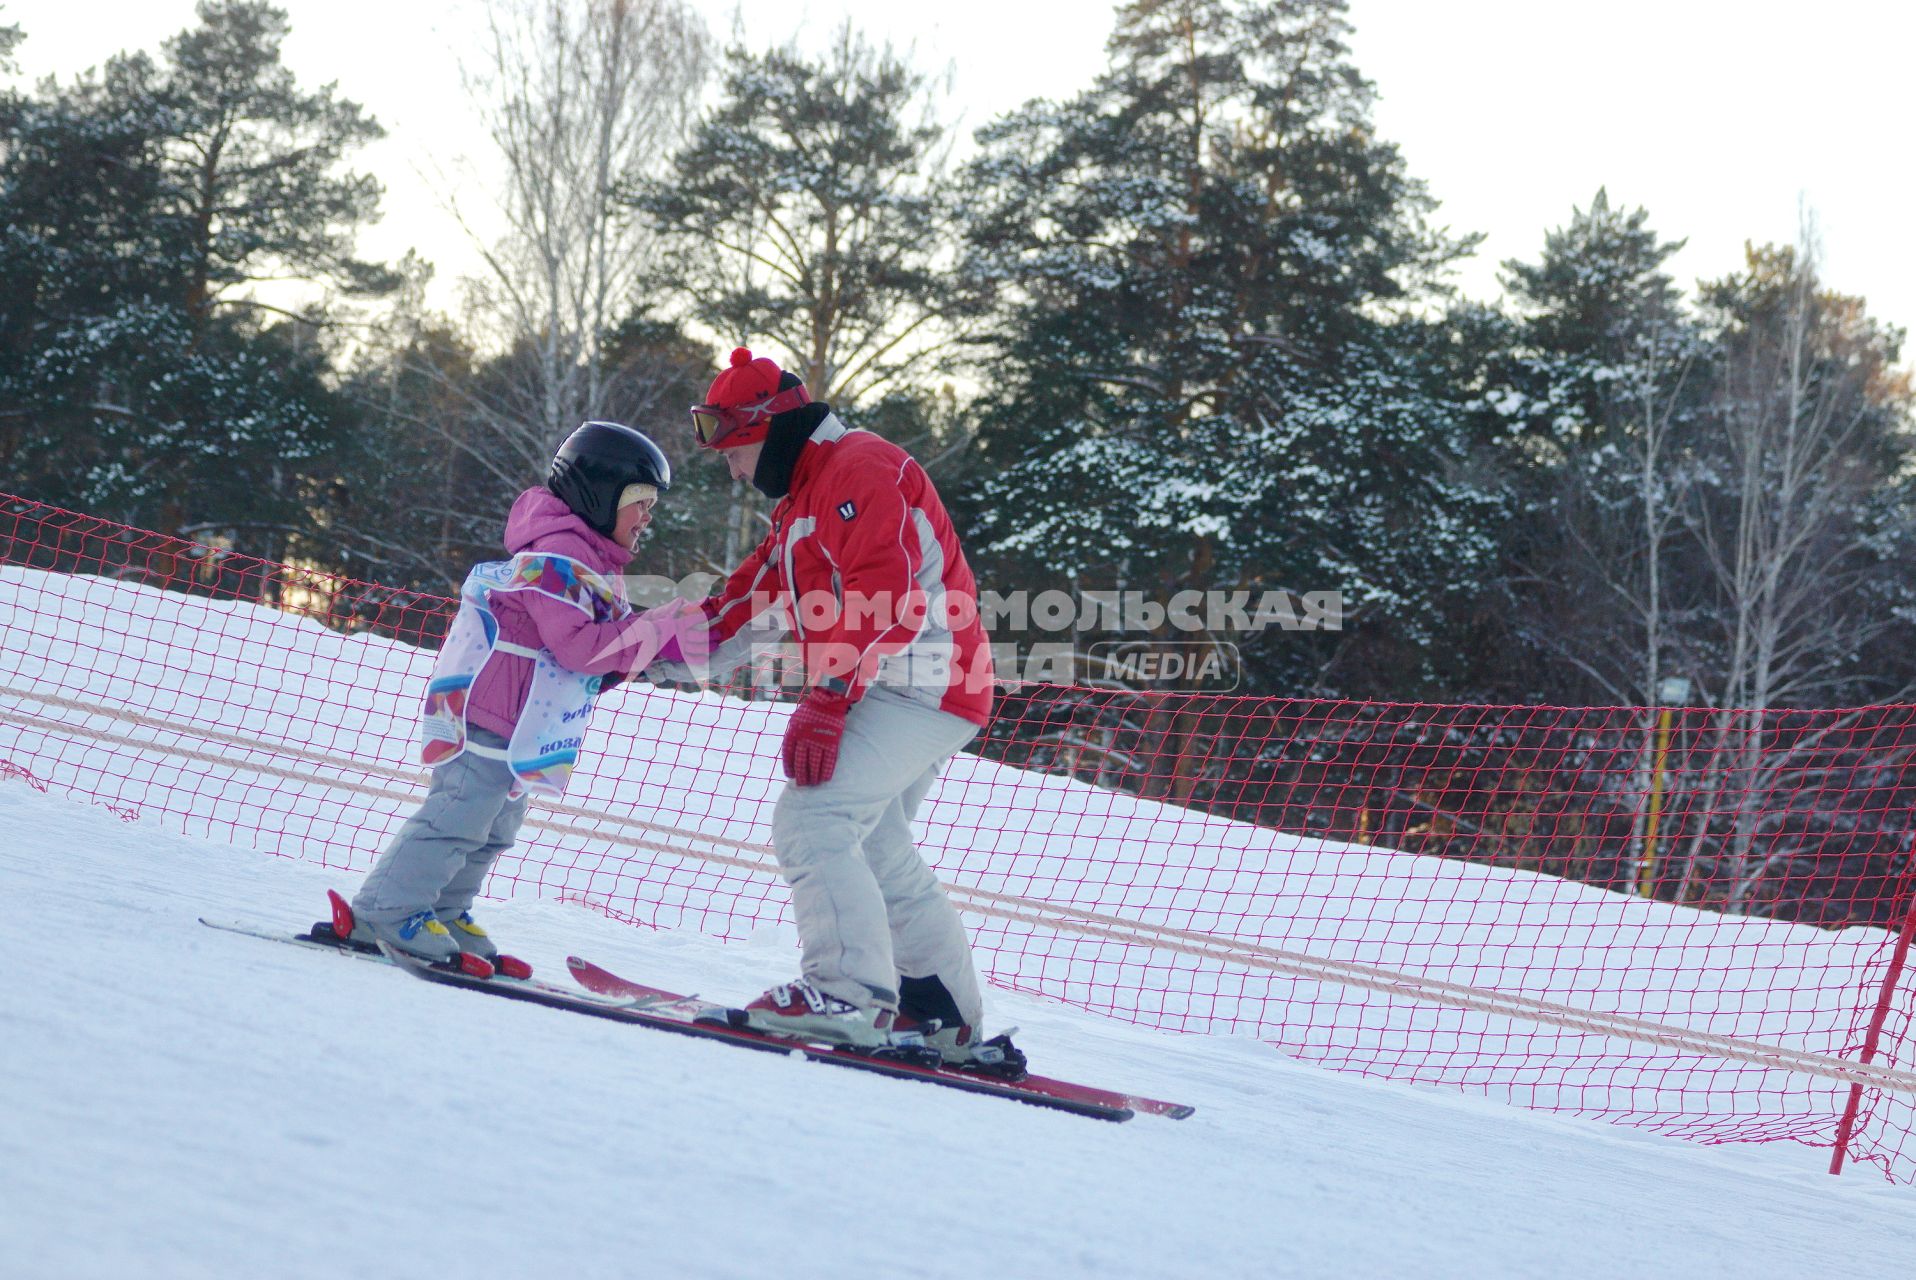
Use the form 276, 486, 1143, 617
641, 597, 710, 667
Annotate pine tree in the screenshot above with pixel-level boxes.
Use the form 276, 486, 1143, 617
0, 1, 391, 549
1497, 188, 1691, 449
635, 22, 957, 404
954, 0, 1494, 695
1482, 190, 1706, 705
158, 0, 393, 325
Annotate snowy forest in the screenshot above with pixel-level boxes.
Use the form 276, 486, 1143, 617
2, 0, 1913, 719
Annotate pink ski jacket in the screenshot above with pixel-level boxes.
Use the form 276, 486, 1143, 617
463, 487, 663, 739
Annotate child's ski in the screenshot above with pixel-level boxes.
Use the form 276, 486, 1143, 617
197, 900, 601, 1005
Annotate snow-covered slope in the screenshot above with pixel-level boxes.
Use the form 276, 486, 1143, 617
3, 782, 1911, 1279
0, 564, 1899, 1151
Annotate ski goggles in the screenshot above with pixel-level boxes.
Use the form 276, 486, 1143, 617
689, 384, 811, 448
689, 403, 744, 447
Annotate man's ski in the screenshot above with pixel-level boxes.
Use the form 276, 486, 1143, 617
371, 944, 1145, 1121
566, 956, 1197, 1121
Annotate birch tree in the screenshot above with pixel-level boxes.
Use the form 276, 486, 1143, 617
331, 0, 712, 587
1679, 232, 1916, 909
436, 0, 709, 488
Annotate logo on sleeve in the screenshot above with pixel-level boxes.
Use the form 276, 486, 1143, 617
837, 500, 857, 521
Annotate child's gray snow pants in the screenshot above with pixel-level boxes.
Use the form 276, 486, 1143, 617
771, 685, 986, 1027
353, 727, 529, 925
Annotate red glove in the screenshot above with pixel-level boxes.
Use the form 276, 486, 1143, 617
782, 685, 853, 787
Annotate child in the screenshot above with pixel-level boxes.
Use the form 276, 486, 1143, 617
349, 421, 677, 965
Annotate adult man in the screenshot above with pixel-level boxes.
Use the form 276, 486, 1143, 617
649, 347, 1001, 1065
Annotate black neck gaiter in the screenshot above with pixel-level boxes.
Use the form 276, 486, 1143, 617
752, 401, 832, 499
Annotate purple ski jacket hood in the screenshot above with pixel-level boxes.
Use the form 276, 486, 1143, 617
501, 486, 634, 574
463, 487, 657, 740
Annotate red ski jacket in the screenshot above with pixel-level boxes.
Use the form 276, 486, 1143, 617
695, 413, 994, 726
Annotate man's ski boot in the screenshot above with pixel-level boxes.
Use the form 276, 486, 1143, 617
740, 978, 894, 1045
896, 974, 1028, 1078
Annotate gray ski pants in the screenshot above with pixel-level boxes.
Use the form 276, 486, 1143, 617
352, 727, 530, 925
772, 685, 985, 1026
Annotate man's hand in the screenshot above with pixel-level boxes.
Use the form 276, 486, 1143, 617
782, 685, 853, 787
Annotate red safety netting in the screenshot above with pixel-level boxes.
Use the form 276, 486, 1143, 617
2, 491, 1914, 1178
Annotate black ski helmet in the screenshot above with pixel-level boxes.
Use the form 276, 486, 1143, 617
547, 421, 672, 535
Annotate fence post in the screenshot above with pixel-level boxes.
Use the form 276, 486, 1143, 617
1830, 870, 1916, 1176
1639, 705, 1675, 898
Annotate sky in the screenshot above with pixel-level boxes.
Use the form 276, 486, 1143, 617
6, 0, 1913, 348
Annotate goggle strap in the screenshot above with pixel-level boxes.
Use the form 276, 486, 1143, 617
750, 384, 812, 418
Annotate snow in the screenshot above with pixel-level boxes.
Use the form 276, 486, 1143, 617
4, 782, 1913, 1278
0, 564, 1900, 1151
3, 574, 1916, 1270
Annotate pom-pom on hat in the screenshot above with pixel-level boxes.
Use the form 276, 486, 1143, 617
689, 346, 811, 449
708, 347, 784, 408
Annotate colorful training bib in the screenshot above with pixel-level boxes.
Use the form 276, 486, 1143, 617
419, 552, 628, 797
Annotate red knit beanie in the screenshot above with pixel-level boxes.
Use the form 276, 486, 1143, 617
705, 346, 785, 410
